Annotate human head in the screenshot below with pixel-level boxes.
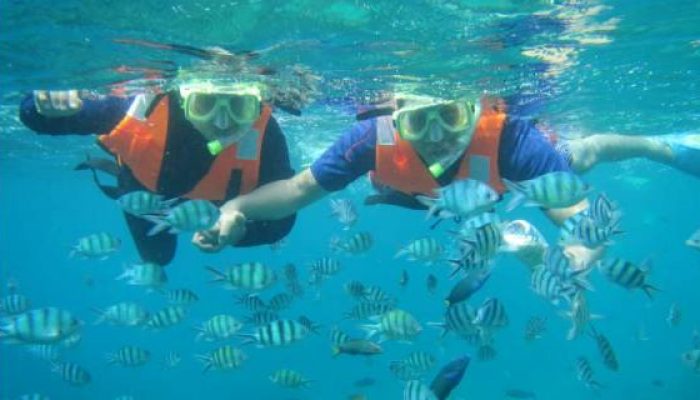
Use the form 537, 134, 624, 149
392, 94, 480, 177
178, 80, 264, 153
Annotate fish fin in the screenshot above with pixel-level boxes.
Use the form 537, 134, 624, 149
415, 195, 436, 210
331, 346, 341, 358
142, 215, 170, 236
235, 333, 258, 346
204, 266, 225, 283
503, 180, 526, 211
359, 323, 380, 340
642, 284, 660, 299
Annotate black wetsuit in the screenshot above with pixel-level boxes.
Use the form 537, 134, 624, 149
20, 93, 296, 265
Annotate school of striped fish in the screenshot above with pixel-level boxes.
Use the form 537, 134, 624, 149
2, 172, 699, 400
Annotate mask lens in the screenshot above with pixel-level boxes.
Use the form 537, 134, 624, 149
439, 103, 467, 130
228, 95, 259, 122
189, 94, 217, 118
398, 109, 428, 140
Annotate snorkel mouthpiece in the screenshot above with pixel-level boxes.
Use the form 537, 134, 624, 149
207, 139, 225, 156
429, 162, 445, 178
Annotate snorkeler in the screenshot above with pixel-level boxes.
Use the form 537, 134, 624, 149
195, 93, 602, 268
19, 81, 297, 266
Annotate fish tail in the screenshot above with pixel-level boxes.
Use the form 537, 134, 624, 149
143, 215, 170, 236
642, 283, 660, 299
502, 179, 527, 210
331, 346, 341, 358
105, 353, 116, 365
194, 355, 212, 373
427, 321, 449, 338
91, 308, 106, 325
235, 333, 258, 346
204, 266, 225, 283
359, 323, 379, 340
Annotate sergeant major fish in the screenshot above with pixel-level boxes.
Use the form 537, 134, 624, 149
51, 361, 91, 386
117, 190, 175, 216
195, 314, 243, 341
416, 179, 499, 220
70, 232, 121, 259
598, 258, 658, 299
504, 171, 592, 211
116, 262, 167, 289
395, 237, 444, 265
238, 319, 309, 347
269, 369, 313, 388
145, 199, 220, 236
195, 345, 247, 373
0, 307, 81, 344
93, 302, 149, 326
330, 232, 374, 255
206, 262, 277, 292
105, 345, 150, 367
361, 309, 422, 342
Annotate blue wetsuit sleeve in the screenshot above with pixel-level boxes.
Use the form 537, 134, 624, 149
498, 117, 571, 181
19, 94, 132, 135
309, 119, 377, 192
236, 116, 296, 247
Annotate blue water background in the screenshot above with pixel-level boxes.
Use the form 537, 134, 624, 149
1, 1, 700, 399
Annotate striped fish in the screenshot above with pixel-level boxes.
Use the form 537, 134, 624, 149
269, 369, 313, 388
267, 292, 295, 311
390, 351, 436, 376
106, 345, 151, 367
195, 314, 243, 341
390, 362, 424, 381
93, 302, 149, 326
70, 232, 121, 259
207, 262, 277, 292
61, 332, 82, 348
543, 246, 593, 291
562, 291, 599, 341
531, 266, 575, 305
560, 214, 622, 248
344, 280, 367, 299
361, 309, 422, 342
504, 171, 592, 211
472, 298, 509, 329
117, 190, 175, 216
575, 357, 600, 390
590, 325, 618, 371
0, 293, 30, 315
51, 361, 91, 386
329, 326, 351, 346
0, 307, 81, 344
395, 237, 444, 265
26, 344, 61, 362
162, 288, 199, 305
145, 305, 187, 329
458, 222, 503, 262
297, 315, 321, 334
362, 285, 396, 305
239, 319, 309, 347
309, 257, 341, 277
584, 193, 621, 227
330, 232, 373, 254
196, 345, 247, 373
477, 343, 497, 362
429, 303, 479, 339
416, 178, 499, 220
330, 198, 357, 230
116, 262, 167, 288
146, 199, 220, 236
403, 380, 438, 400
344, 302, 394, 320
236, 294, 267, 312
598, 258, 658, 298
459, 212, 501, 235
245, 311, 279, 326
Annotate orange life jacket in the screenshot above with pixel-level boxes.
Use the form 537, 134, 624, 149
373, 97, 507, 195
98, 94, 271, 201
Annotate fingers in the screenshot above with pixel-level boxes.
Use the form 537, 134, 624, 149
192, 230, 223, 253
33, 90, 83, 117
218, 211, 247, 246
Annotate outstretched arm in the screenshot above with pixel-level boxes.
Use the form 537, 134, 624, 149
19, 90, 132, 135
566, 134, 672, 174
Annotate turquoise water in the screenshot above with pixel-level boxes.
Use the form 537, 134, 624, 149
1, 1, 700, 399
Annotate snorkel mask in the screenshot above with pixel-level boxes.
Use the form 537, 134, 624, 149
393, 97, 480, 177
179, 81, 264, 155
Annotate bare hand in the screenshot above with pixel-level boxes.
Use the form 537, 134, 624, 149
33, 90, 83, 117
192, 228, 224, 253
217, 209, 248, 246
